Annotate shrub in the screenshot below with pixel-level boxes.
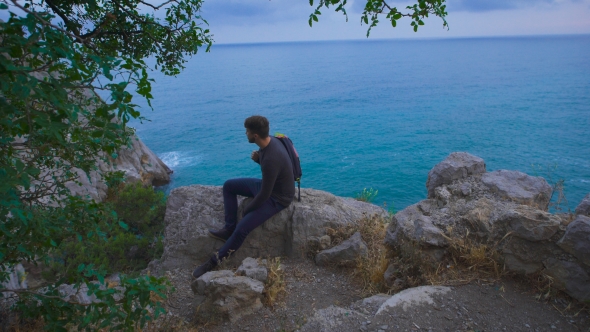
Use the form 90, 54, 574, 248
45, 182, 167, 281
355, 188, 378, 203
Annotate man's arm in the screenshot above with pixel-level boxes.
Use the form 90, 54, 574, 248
243, 163, 278, 215
251, 151, 260, 164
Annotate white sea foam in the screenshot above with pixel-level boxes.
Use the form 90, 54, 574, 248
159, 151, 202, 168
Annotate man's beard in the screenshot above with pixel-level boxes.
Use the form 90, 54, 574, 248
248, 137, 255, 143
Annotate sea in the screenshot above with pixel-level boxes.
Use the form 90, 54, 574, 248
129, 35, 590, 211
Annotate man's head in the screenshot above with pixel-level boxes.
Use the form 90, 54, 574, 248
244, 115, 269, 143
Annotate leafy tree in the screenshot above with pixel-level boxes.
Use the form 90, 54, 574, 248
0, 0, 446, 329
309, 0, 448, 36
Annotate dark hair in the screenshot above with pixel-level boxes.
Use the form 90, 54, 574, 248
244, 115, 270, 138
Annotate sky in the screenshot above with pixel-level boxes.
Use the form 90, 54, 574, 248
195, 0, 590, 43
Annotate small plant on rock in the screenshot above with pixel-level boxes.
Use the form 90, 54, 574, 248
355, 188, 378, 203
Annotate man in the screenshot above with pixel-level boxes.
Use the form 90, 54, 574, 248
191, 115, 295, 282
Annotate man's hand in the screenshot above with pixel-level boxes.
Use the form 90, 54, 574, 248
251, 150, 259, 162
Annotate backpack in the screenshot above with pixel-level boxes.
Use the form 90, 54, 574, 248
274, 133, 302, 202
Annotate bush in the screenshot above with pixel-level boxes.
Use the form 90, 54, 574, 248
45, 182, 167, 281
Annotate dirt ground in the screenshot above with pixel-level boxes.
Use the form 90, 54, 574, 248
160, 258, 590, 332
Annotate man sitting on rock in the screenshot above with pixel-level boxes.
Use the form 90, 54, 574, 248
191, 115, 294, 282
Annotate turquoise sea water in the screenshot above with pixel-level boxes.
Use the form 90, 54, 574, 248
131, 35, 590, 211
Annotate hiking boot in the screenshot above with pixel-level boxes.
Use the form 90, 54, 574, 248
208, 227, 233, 242
192, 260, 214, 280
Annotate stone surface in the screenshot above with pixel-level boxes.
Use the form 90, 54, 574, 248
315, 232, 368, 267
543, 258, 590, 303
236, 257, 268, 282
193, 270, 264, 323
481, 170, 552, 210
501, 237, 561, 274
151, 186, 386, 273
385, 202, 447, 248
65, 134, 171, 202
557, 215, 590, 266
426, 152, 486, 198
496, 206, 560, 241
376, 285, 451, 315
575, 193, 590, 217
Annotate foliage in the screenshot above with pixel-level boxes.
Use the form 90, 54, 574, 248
45, 182, 166, 281
263, 257, 286, 307
308, 0, 448, 36
0, 0, 210, 328
355, 187, 378, 203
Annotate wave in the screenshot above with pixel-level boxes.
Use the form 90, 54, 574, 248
159, 151, 203, 168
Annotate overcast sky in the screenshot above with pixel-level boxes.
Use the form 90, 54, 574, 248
196, 0, 590, 43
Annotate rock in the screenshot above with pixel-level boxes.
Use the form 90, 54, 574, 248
315, 232, 368, 267
319, 235, 332, 250
575, 193, 590, 216
300, 305, 365, 332
496, 206, 560, 241
376, 285, 451, 315
236, 257, 268, 282
385, 202, 447, 248
557, 215, 590, 266
351, 294, 391, 316
501, 237, 562, 274
543, 258, 590, 303
434, 186, 452, 207
193, 270, 264, 323
112, 134, 172, 187
481, 170, 552, 210
414, 217, 448, 247
152, 186, 386, 272
383, 263, 397, 287
65, 134, 171, 202
426, 152, 486, 198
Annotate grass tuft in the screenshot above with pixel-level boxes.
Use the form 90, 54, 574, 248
263, 257, 286, 308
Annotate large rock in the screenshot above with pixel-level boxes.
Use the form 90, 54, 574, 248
495, 206, 560, 241
376, 285, 451, 315
543, 258, 590, 303
501, 237, 562, 274
575, 193, 590, 217
315, 232, 368, 267
236, 257, 268, 282
65, 134, 172, 201
557, 215, 590, 266
193, 270, 264, 323
151, 186, 386, 272
385, 202, 447, 248
481, 170, 552, 210
426, 152, 486, 198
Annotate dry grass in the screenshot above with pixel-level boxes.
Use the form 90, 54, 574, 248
345, 217, 508, 296
351, 215, 390, 296
263, 257, 286, 308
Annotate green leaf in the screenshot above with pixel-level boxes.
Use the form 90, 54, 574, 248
309, 0, 313, 6
118, 221, 129, 231
0, 3, 8, 9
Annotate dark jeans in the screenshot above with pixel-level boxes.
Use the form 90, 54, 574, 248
212, 178, 285, 264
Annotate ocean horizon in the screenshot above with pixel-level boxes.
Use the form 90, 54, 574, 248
130, 34, 590, 211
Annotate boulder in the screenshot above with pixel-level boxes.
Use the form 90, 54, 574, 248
575, 193, 590, 217
481, 170, 552, 210
236, 257, 268, 282
193, 270, 264, 323
350, 294, 391, 316
376, 285, 451, 315
501, 237, 562, 274
300, 305, 365, 332
557, 215, 590, 266
426, 152, 486, 198
151, 186, 386, 272
315, 232, 368, 267
495, 206, 560, 241
543, 258, 590, 303
65, 134, 172, 202
384, 202, 447, 248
